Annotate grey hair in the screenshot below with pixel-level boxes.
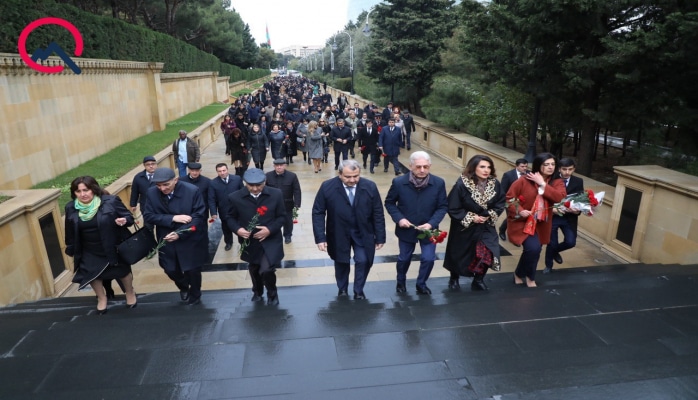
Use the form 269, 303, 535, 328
409, 151, 431, 165
178, 130, 187, 135
338, 159, 361, 174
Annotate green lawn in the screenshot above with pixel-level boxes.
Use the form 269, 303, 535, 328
0, 195, 12, 204
33, 103, 228, 211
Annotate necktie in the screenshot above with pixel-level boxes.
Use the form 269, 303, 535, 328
147, 174, 152, 181
347, 187, 355, 205
224, 178, 228, 184
167, 193, 172, 200
564, 178, 569, 187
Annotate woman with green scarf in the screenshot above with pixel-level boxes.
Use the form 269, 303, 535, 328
64, 176, 138, 314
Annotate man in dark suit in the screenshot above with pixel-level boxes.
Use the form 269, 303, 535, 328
226, 168, 286, 305
312, 160, 386, 299
144, 167, 208, 305
544, 158, 584, 273
498, 158, 529, 241
129, 156, 157, 226
352, 102, 364, 119
378, 118, 404, 176
402, 110, 416, 150
384, 151, 448, 294
330, 119, 352, 170
357, 119, 379, 173
265, 159, 302, 244
208, 163, 243, 251
381, 102, 394, 121
180, 162, 211, 217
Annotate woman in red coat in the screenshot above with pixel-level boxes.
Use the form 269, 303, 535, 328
506, 152, 566, 287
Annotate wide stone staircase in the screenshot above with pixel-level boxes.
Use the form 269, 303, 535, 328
2, 263, 697, 399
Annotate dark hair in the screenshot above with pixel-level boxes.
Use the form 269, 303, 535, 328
70, 176, 103, 200
559, 158, 576, 167
515, 158, 528, 166
463, 155, 497, 180
215, 163, 228, 170
532, 152, 558, 175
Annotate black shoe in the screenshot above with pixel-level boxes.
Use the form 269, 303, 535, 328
186, 296, 201, 305
334, 166, 338, 170
224, 243, 233, 251
395, 172, 400, 176
267, 295, 279, 305
396, 283, 407, 294
553, 253, 563, 264
384, 169, 388, 173
370, 170, 374, 174
104, 286, 116, 300
251, 294, 263, 302
543, 267, 553, 274
353, 292, 366, 300
284, 237, 292, 244
471, 276, 489, 291
499, 232, 506, 241
448, 278, 460, 290
338, 289, 348, 296
407, 147, 411, 150
363, 163, 367, 168
179, 289, 189, 301
416, 285, 432, 295
96, 306, 108, 315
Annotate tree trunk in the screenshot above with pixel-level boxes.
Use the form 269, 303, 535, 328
576, 84, 601, 176
524, 97, 542, 162
603, 128, 609, 157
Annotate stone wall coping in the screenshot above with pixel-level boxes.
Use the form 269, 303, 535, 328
0, 189, 61, 224
161, 71, 218, 82
615, 165, 698, 198
0, 53, 164, 75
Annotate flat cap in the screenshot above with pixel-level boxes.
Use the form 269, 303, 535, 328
151, 167, 176, 183
243, 168, 266, 185
143, 156, 156, 163
273, 159, 287, 165
187, 162, 202, 170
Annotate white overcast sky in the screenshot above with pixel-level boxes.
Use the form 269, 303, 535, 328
230, 0, 350, 50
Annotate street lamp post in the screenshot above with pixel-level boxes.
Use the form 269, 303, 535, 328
333, 31, 354, 95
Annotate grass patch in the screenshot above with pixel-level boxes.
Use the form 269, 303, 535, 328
33, 103, 227, 211
0, 195, 12, 204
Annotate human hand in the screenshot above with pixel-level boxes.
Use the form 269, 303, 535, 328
173, 215, 192, 224
416, 223, 432, 230
317, 242, 327, 251
253, 226, 270, 241
375, 243, 384, 250
164, 232, 179, 242
237, 228, 250, 239
519, 210, 532, 218
115, 217, 127, 226
398, 218, 412, 228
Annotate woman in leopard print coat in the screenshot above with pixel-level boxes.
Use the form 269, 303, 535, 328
443, 155, 505, 291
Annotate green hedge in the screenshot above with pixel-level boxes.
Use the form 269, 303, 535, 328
0, 0, 267, 80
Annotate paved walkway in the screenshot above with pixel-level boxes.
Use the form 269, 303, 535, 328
63, 132, 622, 298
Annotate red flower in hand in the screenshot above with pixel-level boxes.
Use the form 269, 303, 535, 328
208, 218, 214, 223
564, 201, 571, 208
257, 206, 268, 216
382, 153, 388, 157
293, 219, 298, 224
518, 195, 525, 203
190, 225, 197, 232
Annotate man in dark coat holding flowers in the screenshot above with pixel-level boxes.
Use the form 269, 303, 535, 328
144, 167, 208, 305
225, 168, 286, 305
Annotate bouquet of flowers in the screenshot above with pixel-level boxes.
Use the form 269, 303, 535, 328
239, 205, 268, 255
146, 226, 196, 259
412, 225, 448, 244
507, 195, 525, 219
554, 190, 605, 216
292, 206, 299, 224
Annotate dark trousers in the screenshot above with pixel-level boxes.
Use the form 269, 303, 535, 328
396, 238, 436, 288
545, 216, 577, 268
221, 218, 233, 245
282, 209, 294, 239
405, 131, 412, 149
249, 254, 277, 298
499, 219, 508, 236
362, 151, 377, 171
166, 263, 202, 300
334, 148, 349, 167
384, 155, 400, 173
515, 232, 542, 281
334, 234, 370, 294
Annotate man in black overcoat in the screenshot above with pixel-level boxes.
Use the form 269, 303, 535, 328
208, 163, 243, 251
144, 167, 208, 305
357, 120, 379, 173
226, 168, 286, 305
312, 160, 386, 300
180, 162, 211, 217
330, 119, 352, 170
265, 159, 301, 244
129, 155, 157, 228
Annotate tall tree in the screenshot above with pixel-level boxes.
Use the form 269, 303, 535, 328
364, 0, 456, 113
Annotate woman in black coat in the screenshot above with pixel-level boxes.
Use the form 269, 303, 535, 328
443, 155, 505, 291
64, 176, 137, 313
247, 123, 270, 169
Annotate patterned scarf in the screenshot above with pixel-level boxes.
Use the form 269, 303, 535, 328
523, 183, 550, 236
408, 172, 430, 189
74, 196, 101, 222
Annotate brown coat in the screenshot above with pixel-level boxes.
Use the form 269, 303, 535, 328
505, 177, 566, 246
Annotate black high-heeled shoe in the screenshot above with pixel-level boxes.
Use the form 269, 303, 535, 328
126, 293, 138, 309
96, 306, 108, 315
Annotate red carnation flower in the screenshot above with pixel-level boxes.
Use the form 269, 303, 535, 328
190, 225, 197, 232
208, 218, 214, 223
518, 195, 525, 203
382, 153, 388, 157
564, 201, 571, 208
293, 219, 298, 224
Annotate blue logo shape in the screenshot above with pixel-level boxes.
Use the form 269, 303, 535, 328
31, 42, 81, 74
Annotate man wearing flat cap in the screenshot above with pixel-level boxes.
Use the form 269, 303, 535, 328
144, 167, 208, 305
265, 159, 301, 244
181, 162, 211, 217
129, 156, 157, 228
225, 168, 286, 305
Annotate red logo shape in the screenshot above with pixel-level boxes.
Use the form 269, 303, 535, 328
18, 17, 83, 74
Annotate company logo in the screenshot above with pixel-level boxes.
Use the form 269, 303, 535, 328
18, 17, 83, 74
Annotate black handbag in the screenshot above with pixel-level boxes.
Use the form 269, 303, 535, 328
117, 225, 157, 265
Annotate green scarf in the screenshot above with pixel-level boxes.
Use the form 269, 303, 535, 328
74, 196, 101, 221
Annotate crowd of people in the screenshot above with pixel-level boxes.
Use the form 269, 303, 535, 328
64, 76, 585, 313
